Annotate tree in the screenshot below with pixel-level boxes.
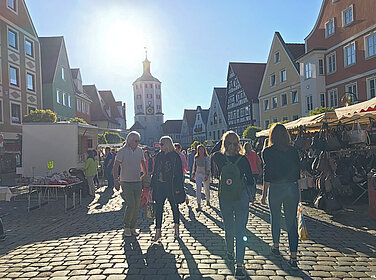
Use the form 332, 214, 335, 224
267, 120, 289, 129
98, 133, 107, 144
308, 107, 335, 116
23, 109, 57, 123
191, 141, 200, 150
69, 117, 87, 124
243, 126, 262, 141
104, 131, 125, 144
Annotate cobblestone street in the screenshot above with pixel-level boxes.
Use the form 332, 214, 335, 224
1, 179, 376, 280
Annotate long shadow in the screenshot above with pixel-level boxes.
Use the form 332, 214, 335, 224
250, 201, 376, 258
201, 206, 313, 279
123, 238, 182, 279
94, 185, 115, 209
179, 206, 235, 274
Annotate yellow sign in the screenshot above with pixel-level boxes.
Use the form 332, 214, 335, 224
47, 161, 54, 169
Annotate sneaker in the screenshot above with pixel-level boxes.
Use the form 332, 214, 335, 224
196, 204, 201, 211
123, 228, 132, 237
130, 228, 139, 236
206, 201, 211, 207
288, 258, 298, 270
234, 264, 246, 279
226, 252, 235, 262
270, 246, 280, 256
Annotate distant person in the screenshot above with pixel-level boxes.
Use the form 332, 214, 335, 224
151, 136, 184, 241
192, 145, 211, 210
93, 150, 100, 187
113, 131, 146, 237
104, 147, 114, 189
144, 150, 154, 175
211, 131, 254, 279
175, 143, 189, 204
244, 142, 262, 182
261, 123, 301, 270
188, 148, 196, 181
84, 150, 97, 196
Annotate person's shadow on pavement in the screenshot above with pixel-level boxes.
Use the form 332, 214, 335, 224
123, 237, 182, 279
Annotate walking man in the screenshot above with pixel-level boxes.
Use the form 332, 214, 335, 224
104, 147, 114, 190
113, 131, 147, 237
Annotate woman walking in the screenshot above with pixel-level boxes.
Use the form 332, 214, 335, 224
261, 123, 301, 269
84, 150, 98, 197
192, 145, 211, 210
212, 131, 254, 279
151, 136, 185, 241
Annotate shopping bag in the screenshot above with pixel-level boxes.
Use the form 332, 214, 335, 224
297, 203, 309, 240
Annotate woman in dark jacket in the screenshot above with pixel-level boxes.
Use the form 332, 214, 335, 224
261, 123, 301, 269
151, 136, 184, 241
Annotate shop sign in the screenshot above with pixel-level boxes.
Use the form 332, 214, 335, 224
153, 142, 160, 150
47, 161, 54, 169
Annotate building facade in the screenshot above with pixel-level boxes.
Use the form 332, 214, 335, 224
132, 55, 163, 146
83, 85, 120, 129
259, 32, 305, 129
39, 36, 76, 121
207, 87, 227, 142
0, 0, 42, 184
161, 120, 182, 143
192, 106, 209, 143
180, 109, 196, 148
71, 68, 92, 124
226, 63, 266, 135
304, 0, 376, 108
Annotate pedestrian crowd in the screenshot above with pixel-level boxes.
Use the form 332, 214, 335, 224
73, 123, 301, 279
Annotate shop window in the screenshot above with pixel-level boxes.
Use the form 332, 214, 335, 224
11, 103, 21, 124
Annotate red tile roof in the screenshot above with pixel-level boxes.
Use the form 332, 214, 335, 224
229, 63, 266, 102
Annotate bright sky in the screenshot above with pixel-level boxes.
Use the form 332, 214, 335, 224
25, 0, 322, 127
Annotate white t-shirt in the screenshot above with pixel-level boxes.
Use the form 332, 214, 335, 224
115, 146, 145, 182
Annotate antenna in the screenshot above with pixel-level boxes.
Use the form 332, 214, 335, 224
144, 47, 148, 59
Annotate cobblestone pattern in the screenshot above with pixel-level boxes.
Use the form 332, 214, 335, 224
0, 179, 376, 280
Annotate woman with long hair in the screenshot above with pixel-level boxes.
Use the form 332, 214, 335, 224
151, 136, 184, 241
212, 131, 254, 279
261, 123, 301, 269
192, 144, 211, 210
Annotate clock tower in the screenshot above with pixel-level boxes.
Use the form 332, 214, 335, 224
132, 51, 163, 146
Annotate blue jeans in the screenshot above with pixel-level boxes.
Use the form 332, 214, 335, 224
105, 167, 114, 189
268, 182, 299, 253
219, 189, 249, 263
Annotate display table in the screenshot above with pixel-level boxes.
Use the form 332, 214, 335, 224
28, 181, 82, 212
0, 187, 13, 201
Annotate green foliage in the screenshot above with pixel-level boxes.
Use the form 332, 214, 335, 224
191, 141, 200, 150
98, 133, 107, 144
243, 126, 262, 141
101, 131, 125, 144
308, 107, 335, 116
267, 120, 289, 129
69, 117, 87, 124
23, 109, 57, 123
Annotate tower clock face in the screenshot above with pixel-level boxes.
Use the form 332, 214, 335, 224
146, 106, 154, 115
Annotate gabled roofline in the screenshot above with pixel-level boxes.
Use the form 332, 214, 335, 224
21, 0, 39, 38
258, 32, 302, 99
304, 0, 326, 50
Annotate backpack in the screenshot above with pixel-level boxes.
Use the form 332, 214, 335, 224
219, 156, 243, 201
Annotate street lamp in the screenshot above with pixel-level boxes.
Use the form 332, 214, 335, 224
340, 91, 358, 107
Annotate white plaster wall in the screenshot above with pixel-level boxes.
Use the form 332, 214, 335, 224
22, 124, 78, 177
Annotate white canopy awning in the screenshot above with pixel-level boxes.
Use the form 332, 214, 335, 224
335, 97, 376, 120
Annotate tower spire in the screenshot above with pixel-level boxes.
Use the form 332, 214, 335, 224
143, 47, 151, 74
